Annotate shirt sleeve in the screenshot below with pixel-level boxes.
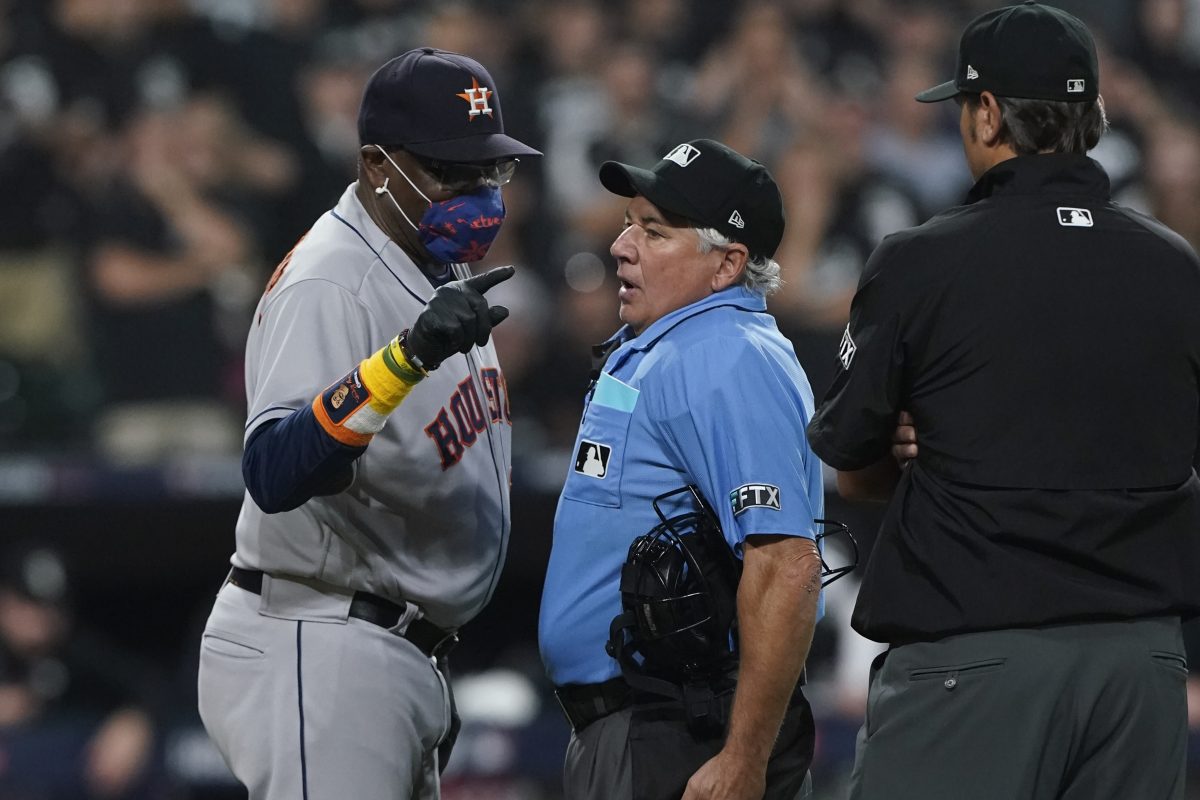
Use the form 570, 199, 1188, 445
241, 277, 377, 511
242, 412, 364, 513
806, 239, 909, 471
647, 336, 818, 552
245, 277, 375, 437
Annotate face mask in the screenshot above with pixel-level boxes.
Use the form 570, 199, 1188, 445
374, 146, 507, 264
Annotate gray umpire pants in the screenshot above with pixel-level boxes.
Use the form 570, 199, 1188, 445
848, 616, 1187, 800
564, 706, 813, 800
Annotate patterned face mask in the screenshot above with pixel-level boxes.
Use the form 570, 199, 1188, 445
374, 145, 507, 264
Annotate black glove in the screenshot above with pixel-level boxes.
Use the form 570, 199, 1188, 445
406, 266, 514, 370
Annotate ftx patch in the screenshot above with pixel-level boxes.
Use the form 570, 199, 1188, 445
731, 483, 781, 515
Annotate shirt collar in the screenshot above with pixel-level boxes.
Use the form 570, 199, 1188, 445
602, 285, 767, 354
965, 154, 1111, 205
337, 183, 390, 251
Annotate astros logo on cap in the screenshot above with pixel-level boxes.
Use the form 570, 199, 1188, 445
456, 77, 493, 120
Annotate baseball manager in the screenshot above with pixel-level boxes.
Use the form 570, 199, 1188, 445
197, 48, 539, 799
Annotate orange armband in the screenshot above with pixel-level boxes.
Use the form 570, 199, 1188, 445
311, 334, 427, 446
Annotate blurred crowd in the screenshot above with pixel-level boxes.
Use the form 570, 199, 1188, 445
2, 0, 1199, 467
2, 0, 1200, 797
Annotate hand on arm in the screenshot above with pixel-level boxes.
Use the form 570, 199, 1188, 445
892, 410, 917, 465
682, 534, 823, 800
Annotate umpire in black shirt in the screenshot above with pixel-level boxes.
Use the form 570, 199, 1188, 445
807, 3, 1200, 799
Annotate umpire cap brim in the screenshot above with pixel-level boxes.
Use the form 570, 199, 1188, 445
915, 79, 961, 103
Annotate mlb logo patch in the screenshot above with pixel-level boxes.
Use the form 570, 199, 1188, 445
574, 439, 611, 479
838, 324, 856, 370
1057, 207, 1093, 227
664, 143, 702, 167
731, 483, 781, 515
1067, 79, 1085, 94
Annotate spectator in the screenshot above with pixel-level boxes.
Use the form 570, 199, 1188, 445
0, 544, 168, 800
79, 96, 265, 462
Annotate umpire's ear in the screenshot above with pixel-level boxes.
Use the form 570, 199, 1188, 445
711, 241, 749, 292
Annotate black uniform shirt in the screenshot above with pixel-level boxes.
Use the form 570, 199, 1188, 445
807, 154, 1200, 644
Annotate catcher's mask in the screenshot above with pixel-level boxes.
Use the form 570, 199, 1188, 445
606, 485, 859, 684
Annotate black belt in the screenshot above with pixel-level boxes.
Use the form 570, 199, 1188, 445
554, 677, 633, 733
227, 567, 457, 659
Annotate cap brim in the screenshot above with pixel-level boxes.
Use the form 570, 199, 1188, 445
598, 161, 708, 224
406, 132, 541, 163
915, 80, 960, 103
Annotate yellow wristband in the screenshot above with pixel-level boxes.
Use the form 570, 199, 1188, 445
359, 336, 425, 416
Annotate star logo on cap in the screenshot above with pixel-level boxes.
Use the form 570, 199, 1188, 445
456, 77, 494, 120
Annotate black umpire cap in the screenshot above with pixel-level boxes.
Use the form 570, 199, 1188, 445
916, 1, 1099, 103
599, 139, 785, 260
358, 47, 541, 163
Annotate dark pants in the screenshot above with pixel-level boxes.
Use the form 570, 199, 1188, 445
564, 690, 814, 800
849, 617, 1187, 800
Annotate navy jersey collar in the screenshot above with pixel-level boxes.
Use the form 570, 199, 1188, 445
601, 285, 767, 354
965, 154, 1111, 205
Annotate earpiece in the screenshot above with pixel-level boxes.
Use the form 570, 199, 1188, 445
376, 177, 390, 196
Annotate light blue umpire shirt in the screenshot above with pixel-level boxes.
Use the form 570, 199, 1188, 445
539, 285, 825, 687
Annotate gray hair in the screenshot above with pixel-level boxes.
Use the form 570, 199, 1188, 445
694, 227, 782, 296
964, 93, 1109, 155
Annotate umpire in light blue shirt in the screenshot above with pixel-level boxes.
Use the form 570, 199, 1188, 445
538, 139, 826, 800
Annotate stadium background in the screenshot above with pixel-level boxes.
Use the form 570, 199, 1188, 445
0, 0, 1199, 797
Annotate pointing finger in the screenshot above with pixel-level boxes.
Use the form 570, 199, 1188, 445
463, 265, 515, 295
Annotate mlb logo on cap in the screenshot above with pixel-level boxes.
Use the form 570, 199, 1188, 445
599, 138, 785, 259
1067, 79, 1085, 93
664, 143, 702, 167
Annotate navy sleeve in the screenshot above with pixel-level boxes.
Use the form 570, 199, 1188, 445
242, 406, 366, 514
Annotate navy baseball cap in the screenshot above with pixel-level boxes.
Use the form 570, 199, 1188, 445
358, 48, 541, 163
916, 1, 1099, 103
599, 139, 785, 260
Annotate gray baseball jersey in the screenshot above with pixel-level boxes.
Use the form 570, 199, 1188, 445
233, 184, 512, 630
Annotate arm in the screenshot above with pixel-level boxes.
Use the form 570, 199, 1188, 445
683, 534, 823, 800
243, 267, 514, 513
242, 412, 363, 514
836, 409, 918, 502
837, 456, 901, 503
